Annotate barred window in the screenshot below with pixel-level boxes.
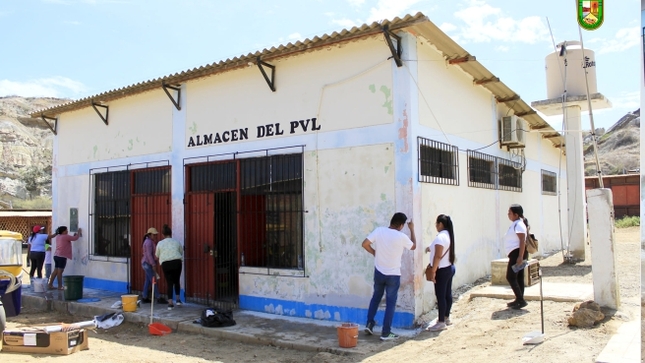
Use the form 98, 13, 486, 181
542, 169, 557, 195
498, 159, 522, 192
93, 170, 131, 257
418, 137, 459, 185
467, 150, 495, 189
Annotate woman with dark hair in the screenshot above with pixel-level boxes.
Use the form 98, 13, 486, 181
425, 214, 455, 332
505, 204, 529, 309
48, 226, 82, 290
155, 224, 183, 310
27, 225, 54, 281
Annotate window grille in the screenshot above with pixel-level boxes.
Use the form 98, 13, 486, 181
418, 137, 459, 185
467, 150, 496, 189
498, 159, 522, 192
93, 170, 131, 257
541, 169, 557, 195
239, 153, 304, 269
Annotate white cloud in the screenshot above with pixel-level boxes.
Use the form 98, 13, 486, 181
588, 27, 640, 54
495, 45, 510, 52
450, 0, 549, 44
288, 33, 302, 41
366, 0, 424, 23
438, 22, 457, 33
0, 77, 87, 98
608, 91, 640, 109
331, 18, 360, 29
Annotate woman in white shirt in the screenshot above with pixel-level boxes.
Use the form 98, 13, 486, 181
504, 204, 529, 309
425, 214, 455, 332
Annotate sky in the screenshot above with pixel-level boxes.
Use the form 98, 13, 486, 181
0, 0, 640, 131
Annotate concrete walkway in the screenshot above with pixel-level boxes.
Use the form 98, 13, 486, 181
12, 285, 640, 361
17, 287, 415, 356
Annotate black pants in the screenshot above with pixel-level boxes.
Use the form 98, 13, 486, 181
161, 259, 182, 301
434, 265, 455, 322
29, 251, 46, 278
506, 248, 529, 301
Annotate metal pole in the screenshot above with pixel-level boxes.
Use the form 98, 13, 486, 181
577, 26, 604, 188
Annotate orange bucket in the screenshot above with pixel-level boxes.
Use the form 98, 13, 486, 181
149, 322, 172, 336
336, 323, 358, 348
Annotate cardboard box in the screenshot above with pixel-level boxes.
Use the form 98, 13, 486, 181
2, 328, 89, 355
491, 258, 540, 287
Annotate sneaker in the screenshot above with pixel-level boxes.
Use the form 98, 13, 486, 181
141, 298, 151, 304
506, 300, 519, 307
167, 304, 174, 310
364, 321, 375, 335
380, 333, 399, 341
175, 300, 183, 306
426, 322, 447, 332
444, 317, 452, 326
156, 297, 168, 304
512, 300, 528, 310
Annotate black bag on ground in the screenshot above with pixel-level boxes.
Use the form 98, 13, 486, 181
200, 307, 236, 328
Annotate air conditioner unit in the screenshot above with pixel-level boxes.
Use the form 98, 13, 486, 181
499, 115, 526, 147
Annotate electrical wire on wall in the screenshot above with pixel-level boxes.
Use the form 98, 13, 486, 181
546, 17, 571, 263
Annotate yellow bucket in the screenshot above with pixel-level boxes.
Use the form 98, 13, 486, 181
121, 294, 138, 312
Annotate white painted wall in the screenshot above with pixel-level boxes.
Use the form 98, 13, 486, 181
414, 36, 567, 312
240, 144, 399, 312
56, 90, 173, 165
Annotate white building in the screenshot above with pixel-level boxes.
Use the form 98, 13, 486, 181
33, 13, 566, 328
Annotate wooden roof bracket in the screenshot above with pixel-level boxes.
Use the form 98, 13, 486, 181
496, 95, 521, 103
382, 25, 402, 67
162, 83, 182, 110
91, 101, 109, 125
448, 55, 476, 64
40, 114, 58, 135
474, 77, 500, 85
256, 57, 276, 92
515, 110, 537, 117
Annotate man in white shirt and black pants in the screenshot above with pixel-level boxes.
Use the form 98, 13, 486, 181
362, 212, 416, 341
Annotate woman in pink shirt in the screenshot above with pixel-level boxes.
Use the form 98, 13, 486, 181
47, 226, 82, 290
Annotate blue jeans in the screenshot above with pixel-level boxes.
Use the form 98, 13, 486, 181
142, 262, 159, 299
434, 265, 455, 322
366, 268, 401, 337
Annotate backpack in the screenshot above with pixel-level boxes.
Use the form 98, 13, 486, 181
200, 307, 236, 328
526, 226, 538, 254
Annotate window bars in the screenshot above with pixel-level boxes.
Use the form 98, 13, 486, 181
541, 169, 557, 195
467, 150, 522, 192
418, 137, 459, 185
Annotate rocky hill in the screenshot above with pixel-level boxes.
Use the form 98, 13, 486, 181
583, 108, 640, 176
0, 97, 639, 208
0, 96, 68, 208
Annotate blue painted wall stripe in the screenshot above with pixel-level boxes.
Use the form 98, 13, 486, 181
239, 295, 415, 329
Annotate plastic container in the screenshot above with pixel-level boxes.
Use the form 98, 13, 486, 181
32, 278, 47, 293
121, 294, 138, 312
149, 322, 172, 336
0, 284, 22, 317
336, 323, 358, 348
63, 275, 84, 300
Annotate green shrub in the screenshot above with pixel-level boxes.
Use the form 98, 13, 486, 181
615, 216, 640, 228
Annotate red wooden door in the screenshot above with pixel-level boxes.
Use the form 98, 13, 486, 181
131, 194, 171, 296
184, 193, 215, 303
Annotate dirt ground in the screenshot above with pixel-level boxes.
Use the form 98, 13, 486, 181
1, 227, 640, 363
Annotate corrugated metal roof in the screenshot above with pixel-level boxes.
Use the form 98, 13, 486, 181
31, 12, 562, 146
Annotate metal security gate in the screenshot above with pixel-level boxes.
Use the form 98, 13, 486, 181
184, 161, 238, 310
130, 167, 171, 297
